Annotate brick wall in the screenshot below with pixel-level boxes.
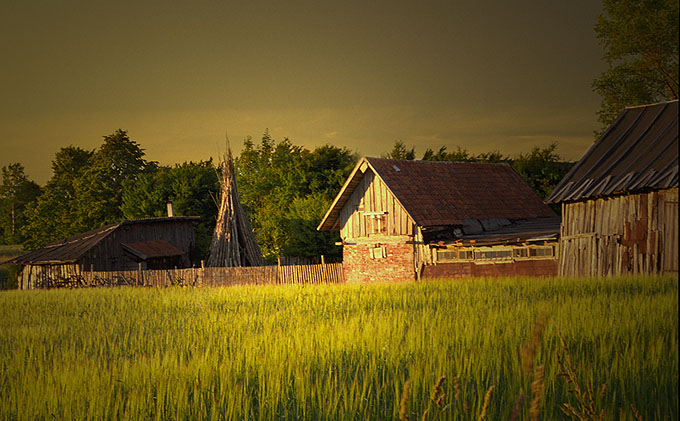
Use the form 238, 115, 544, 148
422, 259, 557, 279
343, 235, 415, 283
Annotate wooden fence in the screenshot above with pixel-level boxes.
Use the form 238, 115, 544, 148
23, 263, 345, 289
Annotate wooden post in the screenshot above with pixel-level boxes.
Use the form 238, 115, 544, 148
138, 263, 142, 287
321, 255, 325, 265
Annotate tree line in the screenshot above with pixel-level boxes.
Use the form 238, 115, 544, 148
1, 129, 574, 264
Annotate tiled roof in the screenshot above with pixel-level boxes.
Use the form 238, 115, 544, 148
318, 158, 556, 230
547, 100, 678, 203
6, 217, 199, 265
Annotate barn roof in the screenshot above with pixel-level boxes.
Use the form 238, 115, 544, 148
318, 157, 556, 231
547, 100, 678, 203
6, 217, 199, 265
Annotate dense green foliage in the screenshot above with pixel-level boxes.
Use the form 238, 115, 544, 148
593, 0, 679, 134
0, 163, 41, 244
0, 276, 676, 420
236, 132, 357, 263
121, 160, 220, 260
21, 131, 153, 249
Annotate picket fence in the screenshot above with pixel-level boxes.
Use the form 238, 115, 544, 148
54, 263, 345, 288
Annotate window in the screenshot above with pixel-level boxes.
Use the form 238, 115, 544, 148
436, 249, 474, 261
364, 212, 387, 235
370, 245, 387, 259
474, 249, 513, 260
529, 246, 555, 258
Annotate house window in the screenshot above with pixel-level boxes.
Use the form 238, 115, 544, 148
529, 246, 555, 258
364, 212, 387, 235
474, 249, 513, 260
436, 249, 474, 261
369, 245, 387, 259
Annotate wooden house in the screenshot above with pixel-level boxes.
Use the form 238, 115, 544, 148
546, 100, 678, 277
7, 216, 199, 289
318, 158, 560, 282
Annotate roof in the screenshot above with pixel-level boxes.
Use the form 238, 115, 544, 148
6, 217, 199, 265
122, 240, 185, 260
435, 217, 561, 247
547, 100, 678, 203
318, 157, 556, 230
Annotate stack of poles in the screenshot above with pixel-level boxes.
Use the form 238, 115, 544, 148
207, 146, 264, 267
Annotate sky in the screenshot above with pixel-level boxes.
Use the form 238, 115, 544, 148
1, 0, 607, 184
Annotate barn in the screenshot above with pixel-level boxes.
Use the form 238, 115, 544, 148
7, 216, 199, 289
546, 100, 678, 277
318, 157, 560, 282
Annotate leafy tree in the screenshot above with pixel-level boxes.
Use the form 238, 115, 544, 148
236, 132, 356, 262
121, 160, 219, 261
0, 164, 41, 244
511, 143, 573, 203
73, 129, 153, 230
384, 141, 416, 160
21, 146, 93, 249
593, 0, 679, 133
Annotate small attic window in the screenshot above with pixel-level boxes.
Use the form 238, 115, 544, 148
392, 165, 400, 172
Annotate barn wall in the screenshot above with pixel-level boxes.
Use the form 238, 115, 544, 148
559, 188, 678, 277
339, 171, 416, 239
343, 235, 415, 283
82, 220, 196, 271
422, 260, 557, 279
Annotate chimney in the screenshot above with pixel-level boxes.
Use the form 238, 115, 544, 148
166, 201, 175, 217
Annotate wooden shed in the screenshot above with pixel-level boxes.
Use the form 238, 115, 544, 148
546, 100, 678, 277
318, 157, 560, 282
7, 216, 199, 289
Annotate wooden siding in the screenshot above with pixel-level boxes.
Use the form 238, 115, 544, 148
339, 171, 415, 239
81, 220, 196, 271
559, 188, 678, 277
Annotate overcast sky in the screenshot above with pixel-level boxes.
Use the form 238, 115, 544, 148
1, 0, 606, 184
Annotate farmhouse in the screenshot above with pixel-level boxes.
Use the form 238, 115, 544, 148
7, 216, 199, 289
318, 157, 560, 282
546, 100, 678, 277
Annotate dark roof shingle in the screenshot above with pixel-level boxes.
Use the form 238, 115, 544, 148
318, 158, 556, 230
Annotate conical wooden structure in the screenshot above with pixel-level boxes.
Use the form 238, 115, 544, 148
207, 145, 264, 267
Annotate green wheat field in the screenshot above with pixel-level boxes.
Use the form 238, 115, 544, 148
0, 276, 677, 420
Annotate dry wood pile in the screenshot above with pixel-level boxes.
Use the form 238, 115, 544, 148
207, 145, 264, 267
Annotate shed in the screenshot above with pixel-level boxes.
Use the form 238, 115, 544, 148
7, 216, 199, 289
546, 100, 678, 276
318, 157, 560, 282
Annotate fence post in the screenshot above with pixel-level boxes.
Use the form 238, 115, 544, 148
321, 255, 325, 265
138, 263, 142, 286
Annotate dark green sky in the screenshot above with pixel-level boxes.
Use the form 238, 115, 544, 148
1, 0, 606, 183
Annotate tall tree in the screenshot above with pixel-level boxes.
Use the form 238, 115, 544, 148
511, 143, 572, 203
73, 129, 152, 230
121, 160, 219, 260
0, 164, 41, 244
384, 141, 416, 160
236, 132, 356, 262
593, 0, 679, 133
21, 146, 93, 249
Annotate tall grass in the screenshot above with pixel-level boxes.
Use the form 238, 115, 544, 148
0, 276, 677, 419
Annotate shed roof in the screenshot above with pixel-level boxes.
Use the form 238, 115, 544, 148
122, 240, 185, 260
547, 100, 678, 203
6, 217, 199, 265
318, 157, 556, 230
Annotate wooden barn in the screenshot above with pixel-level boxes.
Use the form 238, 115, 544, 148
318, 157, 560, 282
547, 100, 678, 277
7, 216, 199, 289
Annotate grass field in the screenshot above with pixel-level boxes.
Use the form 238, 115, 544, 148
0, 276, 677, 420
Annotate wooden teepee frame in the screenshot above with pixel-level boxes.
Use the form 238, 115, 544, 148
207, 144, 264, 267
